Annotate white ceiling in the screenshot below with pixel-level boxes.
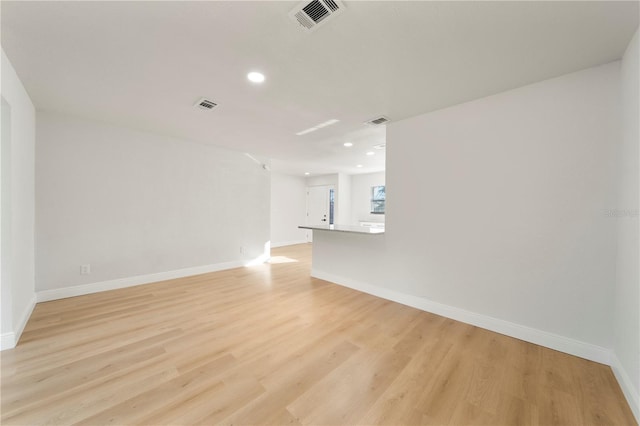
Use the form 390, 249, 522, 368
1, 1, 638, 176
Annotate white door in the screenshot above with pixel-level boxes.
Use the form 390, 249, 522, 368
306, 185, 333, 242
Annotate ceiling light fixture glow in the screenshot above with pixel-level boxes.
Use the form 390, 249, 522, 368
315, 119, 339, 128
343, 142, 353, 147
295, 128, 317, 136
304, 172, 310, 175
366, 151, 375, 156
247, 71, 265, 83
295, 119, 340, 136
356, 164, 363, 168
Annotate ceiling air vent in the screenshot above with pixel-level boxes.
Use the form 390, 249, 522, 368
365, 116, 391, 126
289, 0, 345, 33
194, 98, 217, 110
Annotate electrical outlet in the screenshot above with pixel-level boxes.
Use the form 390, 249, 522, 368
80, 264, 91, 275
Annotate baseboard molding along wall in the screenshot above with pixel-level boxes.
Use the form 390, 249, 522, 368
311, 268, 612, 366
0, 333, 15, 351
311, 268, 640, 419
2, 260, 636, 420
37, 260, 245, 303
0, 294, 37, 350
5, 259, 251, 350
311, 269, 640, 418
271, 240, 308, 248
610, 353, 640, 423
311, 270, 640, 422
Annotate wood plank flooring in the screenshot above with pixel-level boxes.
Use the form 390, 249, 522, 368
1, 244, 636, 425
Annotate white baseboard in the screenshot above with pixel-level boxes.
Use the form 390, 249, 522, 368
15, 295, 36, 345
1, 294, 37, 351
311, 268, 612, 365
37, 260, 245, 303
271, 240, 308, 248
0, 332, 16, 351
610, 353, 640, 423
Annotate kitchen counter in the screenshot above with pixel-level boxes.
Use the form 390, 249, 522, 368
298, 224, 384, 234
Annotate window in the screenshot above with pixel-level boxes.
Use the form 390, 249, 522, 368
371, 185, 385, 214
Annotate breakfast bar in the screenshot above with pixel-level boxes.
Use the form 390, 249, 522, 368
298, 224, 384, 234
298, 224, 387, 297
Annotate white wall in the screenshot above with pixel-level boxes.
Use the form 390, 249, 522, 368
311, 62, 621, 363
270, 172, 307, 247
306, 174, 338, 187
0, 50, 36, 350
36, 111, 270, 295
305, 173, 338, 226
350, 171, 385, 225
306, 173, 353, 226
612, 28, 639, 422
1, 97, 12, 339
337, 173, 351, 225
388, 61, 620, 349
305, 174, 337, 241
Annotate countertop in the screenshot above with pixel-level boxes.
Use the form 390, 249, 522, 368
298, 224, 385, 234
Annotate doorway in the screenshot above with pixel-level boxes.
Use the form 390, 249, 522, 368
305, 185, 334, 242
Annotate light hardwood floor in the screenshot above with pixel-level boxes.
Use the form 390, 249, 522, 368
1, 244, 636, 425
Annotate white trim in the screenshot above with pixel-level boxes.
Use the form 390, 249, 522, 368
610, 353, 640, 423
1, 294, 36, 350
37, 260, 244, 303
311, 268, 612, 365
14, 294, 36, 345
0, 333, 15, 350
271, 240, 308, 248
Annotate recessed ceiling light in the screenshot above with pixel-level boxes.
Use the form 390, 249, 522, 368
343, 142, 353, 147
247, 71, 265, 83
366, 151, 375, 156
304, 172, 310, 175
356, 164, 363, 168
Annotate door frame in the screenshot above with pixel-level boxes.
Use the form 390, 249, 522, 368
305, 185, 335, 242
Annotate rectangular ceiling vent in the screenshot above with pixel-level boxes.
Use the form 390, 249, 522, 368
365, 116, 391, 126
289, 0, 345, 33
194, 98, 217, 110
